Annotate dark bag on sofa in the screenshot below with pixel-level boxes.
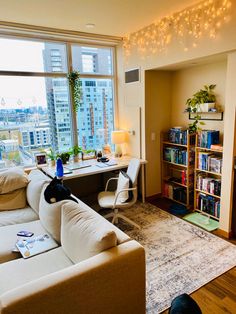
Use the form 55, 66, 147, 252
44, 177, 78, 204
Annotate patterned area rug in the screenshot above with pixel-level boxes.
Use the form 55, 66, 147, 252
109, 202, 236, 313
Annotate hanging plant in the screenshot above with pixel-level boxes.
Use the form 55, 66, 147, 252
68, 71, 82, 112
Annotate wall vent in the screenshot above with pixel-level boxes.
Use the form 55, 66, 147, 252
125, 68, 140, 83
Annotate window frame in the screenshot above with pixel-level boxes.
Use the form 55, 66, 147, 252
0, 34, 118, 151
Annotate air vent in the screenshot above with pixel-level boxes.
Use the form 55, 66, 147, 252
125, 68, 140, 83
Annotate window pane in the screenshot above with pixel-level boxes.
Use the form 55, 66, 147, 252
0, 76, 72, 166
77, 78, 114, 150
72, 45, 113, 75
0, 38, 67, 73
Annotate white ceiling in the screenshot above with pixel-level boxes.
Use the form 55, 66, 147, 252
0, 0, 200, 37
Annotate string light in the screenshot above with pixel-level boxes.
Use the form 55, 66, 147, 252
123, 0, 232, 58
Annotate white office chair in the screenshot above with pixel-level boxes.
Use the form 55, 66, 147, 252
98, 158, 141, 229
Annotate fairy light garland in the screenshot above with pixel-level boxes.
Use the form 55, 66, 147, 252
123, 0, 232, 57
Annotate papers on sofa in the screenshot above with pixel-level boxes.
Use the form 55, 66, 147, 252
16, 234, 58, 259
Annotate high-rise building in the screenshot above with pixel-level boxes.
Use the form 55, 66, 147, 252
43, 44, 114, 152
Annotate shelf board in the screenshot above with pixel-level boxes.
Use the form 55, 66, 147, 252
195, 169, 221, 176
195, 209, 220, 221
163, 160, 188, 168
163, 178, 188, 188
163, 141, 187, 148
196, 147, 223, 153
163, 196, 187, 206
196, 189, 221, 199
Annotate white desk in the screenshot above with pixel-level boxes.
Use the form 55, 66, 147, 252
42, 156, 147, 203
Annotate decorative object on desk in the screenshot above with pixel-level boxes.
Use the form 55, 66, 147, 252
56, 157, 64, 178
57, 152, 71, 164
71, 145, 82, 163
47, 148, 56, 167
82, 149, 96, 160
35, 153, 47, 167
185, 85, 216, 133
111, 130, 127, 157
44, 177, 78, 204
67, 71, 82, 112
102, 143, 111, 156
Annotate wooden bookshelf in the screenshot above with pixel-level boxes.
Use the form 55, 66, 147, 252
161, 129, 196, 209
194, 134, 223, 221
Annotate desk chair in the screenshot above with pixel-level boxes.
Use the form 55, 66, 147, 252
98, 158, 141, 229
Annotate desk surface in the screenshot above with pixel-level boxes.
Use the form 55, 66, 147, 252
42, 156, 147, 180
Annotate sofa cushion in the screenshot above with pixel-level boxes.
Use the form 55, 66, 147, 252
0, 207, 38, 227
0, 220, 47, 263
0, 247, 72, 295
61, 201, 117, 263
39, 184, 71, 243
27, 170, 51, 213
0, 167, 28, 194
0, 188, 27, 210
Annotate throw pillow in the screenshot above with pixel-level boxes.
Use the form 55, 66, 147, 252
61, 201, 117, 263
0, 167, 28, 194
0, 188, 26, 210
116, 171, 129, 203
120, 170, 133, 201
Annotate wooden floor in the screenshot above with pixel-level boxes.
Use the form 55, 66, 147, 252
150, 198, 236, 314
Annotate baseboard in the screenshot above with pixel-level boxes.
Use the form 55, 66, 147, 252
146, 193, 162, 202
215, 229, 233, 239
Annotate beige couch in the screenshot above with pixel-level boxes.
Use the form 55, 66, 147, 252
0, 169, 146, 314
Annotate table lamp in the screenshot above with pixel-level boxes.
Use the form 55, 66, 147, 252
111, 130, 126, 157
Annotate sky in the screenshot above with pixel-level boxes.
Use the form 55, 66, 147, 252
0, 38, 48, 108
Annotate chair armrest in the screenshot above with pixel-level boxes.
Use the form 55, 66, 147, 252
0, 241, 146, 314
113, 187, 137, 208
105, 177, 119, 191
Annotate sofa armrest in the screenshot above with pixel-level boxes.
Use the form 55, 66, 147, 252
0, 240, 146, 314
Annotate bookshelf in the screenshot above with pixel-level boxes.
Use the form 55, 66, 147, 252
194, 131, 223, 221
161, 129, 196, 208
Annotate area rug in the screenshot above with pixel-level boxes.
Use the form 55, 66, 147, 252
111, 202, 236, 313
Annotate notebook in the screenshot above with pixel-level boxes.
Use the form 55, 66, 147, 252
15, 234, 58, 259
65, 163, 91, 170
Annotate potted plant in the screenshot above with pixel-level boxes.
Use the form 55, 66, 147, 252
186, 84, 216, 113
185, 84, 216, 133
57, 151, 71, 164
68, 71, 82, 112
71, 145, 82, 162
47, 148, 56, 167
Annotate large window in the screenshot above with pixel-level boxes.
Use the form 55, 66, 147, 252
0, 38, 115, 167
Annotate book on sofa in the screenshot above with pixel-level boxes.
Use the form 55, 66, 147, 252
16, 234, 58, 259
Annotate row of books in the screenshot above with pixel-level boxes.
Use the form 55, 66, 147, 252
163, 183, 187, 203
168, 128, 195, 145
197, 152, 222, 173
197, 130, 220, 148
196, 174, 221, 196
197, 193, 220, 218
165, 170, 193, 186
164, 147, 194, 165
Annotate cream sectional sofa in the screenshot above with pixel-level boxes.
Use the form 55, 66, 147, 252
0, 169, 146, 314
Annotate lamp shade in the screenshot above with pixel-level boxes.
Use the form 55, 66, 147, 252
111, 130, 126, 144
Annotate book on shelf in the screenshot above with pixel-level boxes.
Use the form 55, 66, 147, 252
163, 182, 187, 203
168, 128, 195, 145
197, 192, 220, 218
197, 130, 220, 149
197, 152, 222, 173
163, 146, 194, 166
196, 174, 221, 196
210, 144, 223, 151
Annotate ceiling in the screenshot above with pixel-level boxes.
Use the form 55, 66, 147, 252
0, 0, 200, 37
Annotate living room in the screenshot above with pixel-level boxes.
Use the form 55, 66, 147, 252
0, 0, 236, 313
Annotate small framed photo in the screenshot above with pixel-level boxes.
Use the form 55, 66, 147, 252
82, 150, 96, 161
35, 153, 47, 167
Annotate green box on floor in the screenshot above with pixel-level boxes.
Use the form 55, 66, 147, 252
183, 212, 219, 231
